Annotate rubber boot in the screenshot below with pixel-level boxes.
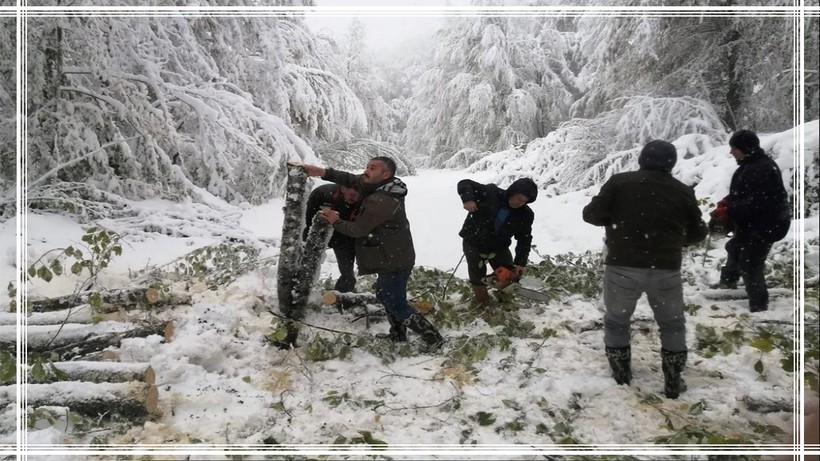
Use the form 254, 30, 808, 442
375, 312, 407, 342
472, 285, 492, 306
605, 345, 632, 385
661, 349, 688, 399
403, 313, 444, 348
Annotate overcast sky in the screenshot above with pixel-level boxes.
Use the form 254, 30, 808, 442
304, 0, 474, 54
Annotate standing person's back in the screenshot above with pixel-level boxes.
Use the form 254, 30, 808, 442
583, 169, 708, 270
583, 140, 707, 399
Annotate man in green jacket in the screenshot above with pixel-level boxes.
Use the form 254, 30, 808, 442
583, 140, 707, 399
301, 157, 444, 348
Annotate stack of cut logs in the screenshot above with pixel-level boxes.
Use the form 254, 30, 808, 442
0, 287, 189, 418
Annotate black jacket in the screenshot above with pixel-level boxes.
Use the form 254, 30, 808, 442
582, 169, 707, 270
457, 179, 535, 267
303, 183, 358, 249
725, 152, 790, 242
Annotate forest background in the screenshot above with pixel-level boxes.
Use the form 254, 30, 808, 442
0, 0, 818, 456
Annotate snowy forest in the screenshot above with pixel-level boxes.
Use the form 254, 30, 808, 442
1, 2, 817, 213
1, 0, 820, 457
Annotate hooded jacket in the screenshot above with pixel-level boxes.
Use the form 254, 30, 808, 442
582, 169, 707, 270
457, 178, 536, 267
322, 168, 415, 275
303, 183, 358, 249
724, 151, 790, 242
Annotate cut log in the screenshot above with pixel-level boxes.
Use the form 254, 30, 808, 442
0, 304, 127, 326
28, 288, 191, 313
277, 163, 309, 320
273, 164, 311, 348
744, 395, 794, 414
1, 321, 171, 360
0, 381, 159, 417
322, 291, 380, 311
322, 291, 432, 314
293, 214, 332, 305
27, 361, 155, 385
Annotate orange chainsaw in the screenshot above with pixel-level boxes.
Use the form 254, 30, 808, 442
481, 266, 552, 303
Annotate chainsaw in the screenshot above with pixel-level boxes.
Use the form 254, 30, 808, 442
481, 266, 552, 303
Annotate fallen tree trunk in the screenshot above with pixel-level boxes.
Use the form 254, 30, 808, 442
0, 381, 159, 417
294, 214, 332, 304
322, 291, 380, 312
1, 321, 171, 360
27, 361, 155, 385
28, 288, 191, 313
0, 304, 126, 326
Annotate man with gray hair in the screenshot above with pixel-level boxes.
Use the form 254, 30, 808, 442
582, 140, 707, 399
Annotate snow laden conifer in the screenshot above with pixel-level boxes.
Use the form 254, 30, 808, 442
22, 9, 365, 222
403, 12, 575, 166
473, 96, 727, 195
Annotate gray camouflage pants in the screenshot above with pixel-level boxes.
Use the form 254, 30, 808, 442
603, 265, 687, 352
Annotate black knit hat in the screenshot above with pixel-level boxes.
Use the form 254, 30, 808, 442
729, 130, 761, 156
507, 178, 538, 203
638, 140, 677, 172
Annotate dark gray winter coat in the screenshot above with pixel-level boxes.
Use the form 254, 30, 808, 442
322, 168, 416, 275
582, 169, 707, 270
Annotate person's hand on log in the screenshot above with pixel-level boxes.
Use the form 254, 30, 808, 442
300, 164, 326, 177
318, 206, 340, 224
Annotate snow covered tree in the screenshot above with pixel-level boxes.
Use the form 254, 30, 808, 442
403, 9, 576, 166
0, 18, 15, 217
23, 4, 368, 221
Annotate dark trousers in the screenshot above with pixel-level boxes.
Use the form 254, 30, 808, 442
462, 240, 514, 286
374, 267, 416, 322
332, 241, 356, 293
720, 233, 773, 310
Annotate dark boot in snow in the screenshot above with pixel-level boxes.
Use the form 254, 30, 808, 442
605, 345, 632, 385
472, 285, 492, 306
376, 312, 407, 342
403, 313, 444, 348
661, 349, 688, 399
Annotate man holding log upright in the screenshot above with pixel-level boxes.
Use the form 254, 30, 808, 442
300, 158, 444, 349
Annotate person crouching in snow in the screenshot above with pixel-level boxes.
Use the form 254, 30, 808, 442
457, 177, 537, 306
582, 140, 708, 399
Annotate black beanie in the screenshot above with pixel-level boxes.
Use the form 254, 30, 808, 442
729, 130, 762, 156
638, 140, 677, 172
507, 178, 538, 203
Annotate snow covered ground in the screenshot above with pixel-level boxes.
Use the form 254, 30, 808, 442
2, 124, 818, 458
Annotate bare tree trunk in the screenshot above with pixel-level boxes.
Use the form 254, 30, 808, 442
2, 321, 172, 360
27, 288, 191, 313
16, 361, 155, 386
293, 213, 332, 304
1, 382, 159, 417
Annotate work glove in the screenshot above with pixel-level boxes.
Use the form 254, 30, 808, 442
708, 211, 733, 236
709, 206, 729, 220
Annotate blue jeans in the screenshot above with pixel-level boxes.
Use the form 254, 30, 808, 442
375, 268, 416, 322
603, 265, 687, 352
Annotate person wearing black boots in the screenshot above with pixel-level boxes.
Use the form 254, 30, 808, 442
300, 158, 444, 349
710, 130, 791, 313
583, 140, 708, 399
457, 177, 538, 306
